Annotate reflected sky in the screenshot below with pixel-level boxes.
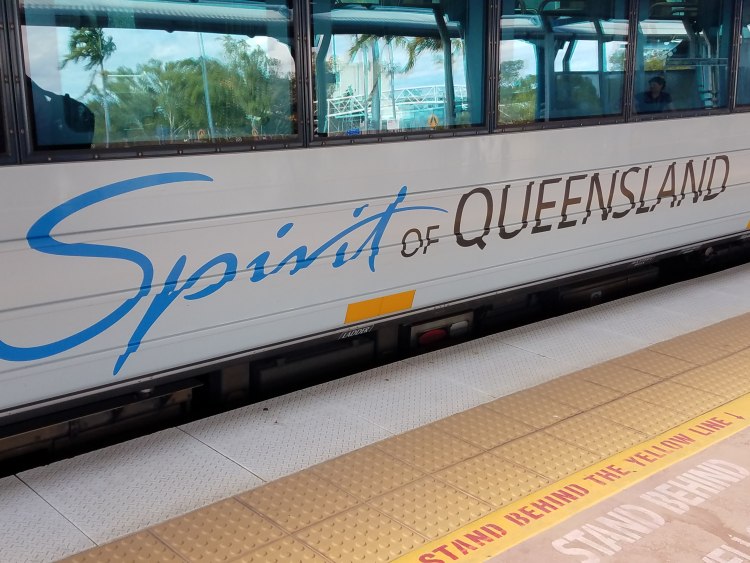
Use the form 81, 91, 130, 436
24, 25, 294, 99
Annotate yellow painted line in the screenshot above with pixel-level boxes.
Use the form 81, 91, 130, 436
345, 290, 415, 324
394, 393, 750, 563
746, 219, 750, 229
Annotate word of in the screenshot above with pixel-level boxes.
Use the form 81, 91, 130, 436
401, 225, 440, 257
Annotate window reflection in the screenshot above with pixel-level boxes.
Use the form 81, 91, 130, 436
499, 0, 629, 126
0, 91, 5, 154
310, 0, 486, 136
737, 0, 750, 105
635, 0, 732, 113
19, 0, 296, 150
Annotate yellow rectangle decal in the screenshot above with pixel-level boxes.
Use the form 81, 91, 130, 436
345, 290, 415, 324
381, 290, 416, 315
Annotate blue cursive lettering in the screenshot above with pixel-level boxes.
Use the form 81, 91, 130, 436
0, 172, 211, 366
1, 175, 446, 375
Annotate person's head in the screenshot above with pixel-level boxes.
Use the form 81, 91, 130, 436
648, 76, 666, 95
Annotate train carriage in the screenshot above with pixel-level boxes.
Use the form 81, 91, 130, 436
1, 0, 749, 452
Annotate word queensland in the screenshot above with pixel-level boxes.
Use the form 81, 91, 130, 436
454, 155, 730, 249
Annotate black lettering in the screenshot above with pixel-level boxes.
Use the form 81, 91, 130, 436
423, 225, 440, 253
703, 155, 730, 201
532, 177, 561, 234
635, 165, 653, 213
401, 228, 423, 257
583, 170, 618, 224
613, 167, 639, 219
653, 162, 677, 210
679, 158, 710, 205
454, 187, 493, 249
498, 182, 533, 240
559, 174, 587, 229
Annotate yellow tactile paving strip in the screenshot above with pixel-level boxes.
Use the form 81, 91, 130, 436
63, 312, 750, 563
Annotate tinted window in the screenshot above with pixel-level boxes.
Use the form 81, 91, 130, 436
19, 0, 296, 150
0, 91, 5, 155
634, 0, 733, 114
310, 0, 486, 137
738, 0, 750, 105
499, 0, 630, 125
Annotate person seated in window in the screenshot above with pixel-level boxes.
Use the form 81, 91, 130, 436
636, 76, 674, 114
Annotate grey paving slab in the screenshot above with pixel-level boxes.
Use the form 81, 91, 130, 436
313, 362, 497, 434
0, 475, 93, 563
18, 428, 262, 544
572, 300, 708, 343
181, 392, 393, 481
498, 315, 648, 367
415, 339, 577, 398
625, 265, 750, 323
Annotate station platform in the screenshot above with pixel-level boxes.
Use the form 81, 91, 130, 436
2, 264, 750, 563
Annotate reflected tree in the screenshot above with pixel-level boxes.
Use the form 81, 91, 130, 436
98, 36, 294, 144
348, 34, 392, 129
498, 59, 537, 123
62, 27, 116, 146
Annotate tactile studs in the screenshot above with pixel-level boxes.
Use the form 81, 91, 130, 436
232, 537, 332, 563
431, 406, 536, 449
62, 532, 181, 563
611, 349, 696, 378
237, 471, 359, 533
370, 476, 493, 539
571, 362, 660, 393
374, 425, 483, 473
534, 377, 622, 410
295, 505, 426, 562
543, 413, 647, 457
312, 448, 423, 501
491, 432, 602, 481
631, 381, 726, 418
436, 453, 550, 508
484, 391, 580, 428
592, 396, 686, 436
152, 499, 285, 562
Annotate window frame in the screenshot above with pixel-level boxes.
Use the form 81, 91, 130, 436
628, 0, 735, 122
730, 0, 749, 110
493, 0, 632, 133
0, 0, 748, 165
494, 0, 744, 133
10, 0, 305, 164
0, 1, 18, 165
306, 0, 493, 148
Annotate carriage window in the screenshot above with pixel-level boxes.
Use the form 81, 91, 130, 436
0, 92, 5, 155
19, 0, 295, 150
498, 0, 630, 126
634, 0, 733, 114
310, 0, 486, 137
738, 0, 750, 105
